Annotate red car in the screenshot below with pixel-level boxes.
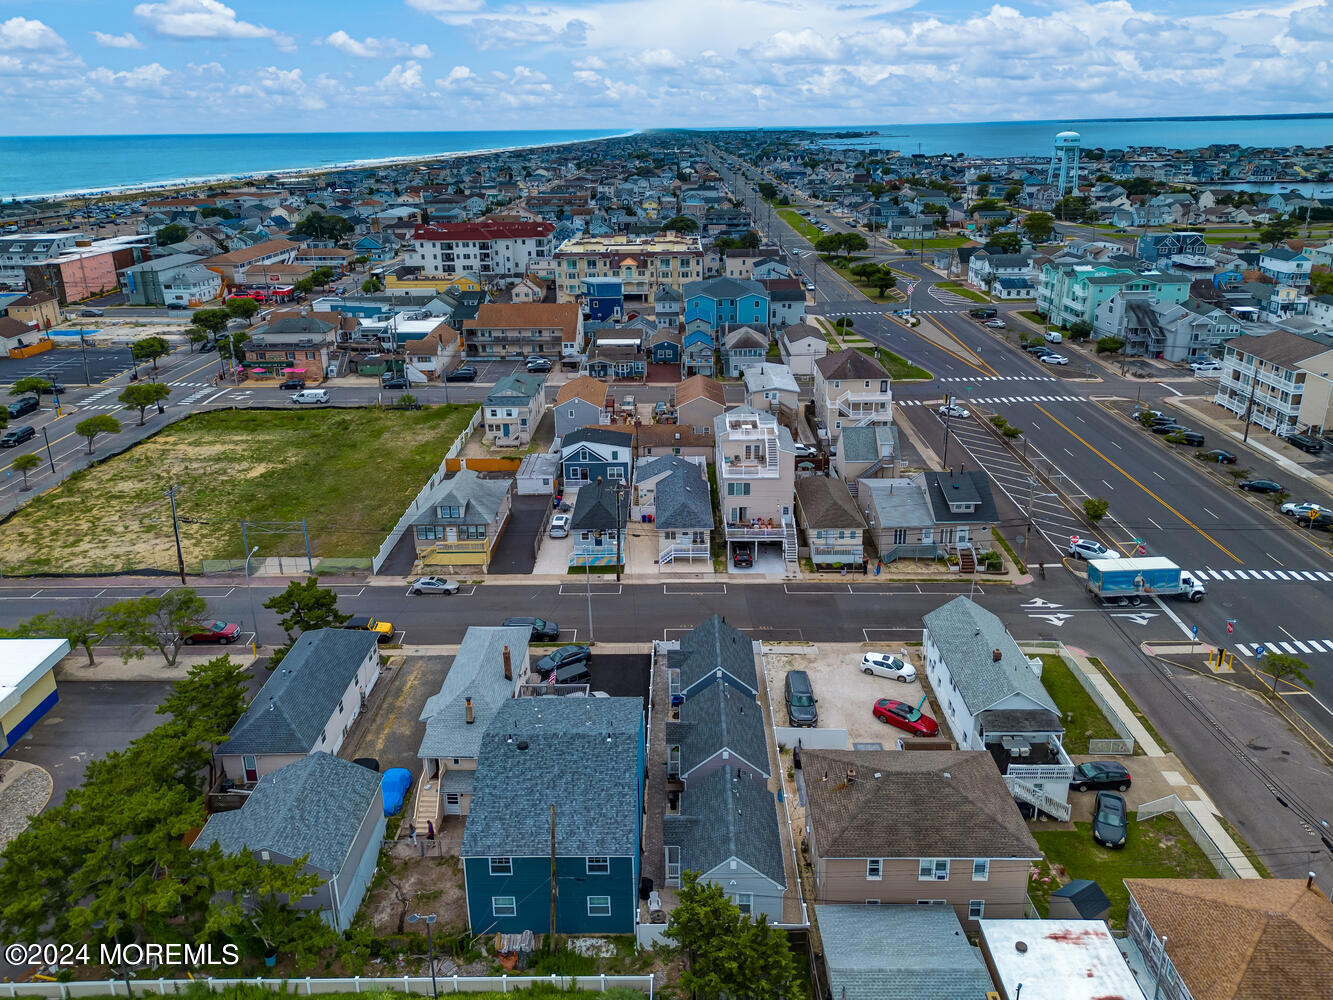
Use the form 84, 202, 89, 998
872, 698, 939, 737
182, 620, 241, 645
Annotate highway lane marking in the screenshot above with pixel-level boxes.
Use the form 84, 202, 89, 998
1202, 507, 1219, 519
1102, 480, 1115, 491
1032, 403, 1243, 564
1268, 553, 1284, 566
1153, 471, 1166, 480
1110, 439, 1122, 449
1063, 448, 1074, 457
1147, 517, 1163, 530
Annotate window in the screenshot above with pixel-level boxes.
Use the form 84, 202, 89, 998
893, 528, 908, 545
918, 858, 949, 881
587, 896, 612, 917
732, 893, 753, 916
969, 900, 985, 919
865, 899, 881, 905
489, 857, 512, 876
586, 857, 610, 875
726, 482, 751, 496
866, 859, 882, 880
972, 859, 989, 881
492, 896, 516, 917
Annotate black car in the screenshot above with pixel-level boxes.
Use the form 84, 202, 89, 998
1151, 422, 1186, 435
1201, 449, 1237, 464
0, 425, 35, 448
1296, 511, 1333, 532
1024, 343, 1054, 355
525, 358, 552, 373
381, 376, 408, 390
1092, 790, 1129, 848
969, 307, 998, 319
1239, 479, 1284, 494
553, 661, 593, 685
503, 616, 560, 641
166, 302, 190, 311
535, 644, 592, 675
279, 378, 306, 390
732, 546, 753, 568
445, 365, 477, 382
1070, 761, 1131, 792
36, 382, 66, 395
1176, 430, 1205, 446
1286, 433, 1325, 454
7, 396, 39, 419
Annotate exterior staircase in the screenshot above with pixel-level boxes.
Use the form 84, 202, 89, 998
1006, 776, 1071, 821
958, 548, 976, 574
782, 516, 798, 563
412, 765, 440, 827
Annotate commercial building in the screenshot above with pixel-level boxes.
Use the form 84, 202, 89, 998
120, 253, 222, 306
1037, 262, 1190, 328
23, 235, 152, 303
0, 233, 81, 289
406, 221, 555, 278
0, 638, 65, 756
1214, 330, 1333, 437
549, 233, 704, 299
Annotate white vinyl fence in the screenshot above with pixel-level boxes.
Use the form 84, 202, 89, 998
1137, 794, 1240, 879
3, 974, 653, 999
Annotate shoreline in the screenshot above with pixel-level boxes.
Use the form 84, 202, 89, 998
17, 129, 640, 203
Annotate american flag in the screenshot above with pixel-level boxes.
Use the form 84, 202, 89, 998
902, 280, 917, 298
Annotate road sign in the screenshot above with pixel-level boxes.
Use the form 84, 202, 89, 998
1255, 644, 1267, 658
1192, 625, 1199, 640
1226, 619, 1236, 634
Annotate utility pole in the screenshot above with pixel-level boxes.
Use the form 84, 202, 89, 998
164, 485, 187, 584
1242, 373, 1259, 444
548, 803, 558, 949
1024, 475, 1036, 566
614, 481, 626, 583
940, 406, 953, 469
40, 425, 56, 474
79, 330, 92, 386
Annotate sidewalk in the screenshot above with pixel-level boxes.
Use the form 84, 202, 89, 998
1174, 395, 1333, 492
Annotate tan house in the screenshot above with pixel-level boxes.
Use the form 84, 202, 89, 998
802, 748, 1041, 929
462, 301, 583, 361
675, 374, 727, 434
634, 423, 715, 462
203, 238, 301, 284
2, 290, 60, 330
403, 323, 461, 381
411, 470, 513, 571
813, 349, 893, 442
794, 476, 867, 569
509, 274, 550, 303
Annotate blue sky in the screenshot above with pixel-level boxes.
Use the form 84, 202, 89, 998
2, 0, 1332, 134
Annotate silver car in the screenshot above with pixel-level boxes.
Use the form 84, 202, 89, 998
410, 576, 461, 595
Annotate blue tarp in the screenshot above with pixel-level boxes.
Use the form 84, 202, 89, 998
381, 767, 412, 817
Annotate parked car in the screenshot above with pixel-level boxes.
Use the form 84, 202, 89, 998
381, 376, 408, 390
503, 617, 560, 641
409, 576, 461, 595
549, 513, 572, 538
804, 281, 815, 291
553, 660, 593, 685
1044, 330, 1063, 343
166, 302, 190, 311
1024, 343, 1055, 355
985, 319, 1007, 329
732, 545, 754, 568
7, 396, 39, 419
1151, 422, 1187, 435
1040, 353, 1069, 366
1175, 429, 1206, 446
1134, 409, 1165, 421
343, 616, 396, 643
1286, 433, 1325, 454
445, 365, 477, 382
79, 308, 104, 317
784, 670, 818, 727
1296, 512, 1333, 531
279, 378, 306, 390
292, 388, 330, 404
1239, 479, 1284, 494
1281, 501, 1322, 517
1190, 361, 1223, 376
1092, 790, 1129, 847
793, 442, 819, 458
938, 403, 971, 419
0, 425, 36, 448
525, 357, 552, 373
181, 620, 241, 645
861, 652, 917, 683
872, 698, 939, 737
969, 307, 997, 319
535, 644, 591, 675
1069, 537, 1110, 560
1070, 761, 1131, 792
37, 382, 66, 395
1201, 449, 1237, 464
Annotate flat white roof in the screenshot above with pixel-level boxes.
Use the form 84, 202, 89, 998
980, 918, 1147, 1000
1087, 556, 1176, 572
0, 638, 67, 717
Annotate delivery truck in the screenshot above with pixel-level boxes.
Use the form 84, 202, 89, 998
1085, 556, 1206, 606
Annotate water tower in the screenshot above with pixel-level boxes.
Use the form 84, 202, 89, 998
1047, 130, 1081, 196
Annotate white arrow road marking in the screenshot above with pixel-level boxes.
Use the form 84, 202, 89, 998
1028, 613, 1074, 627
1022, 598, 1064, 609
1110, 612, 1159, 626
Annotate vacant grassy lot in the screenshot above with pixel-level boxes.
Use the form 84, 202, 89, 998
777, 208, 822, 241
935, 280, 990, 303
1035, 813, 1218, 927
896, 235, 975, 249
1036, 653, 1119, 753
856, 346, 932, 381
0, 405, 478, 575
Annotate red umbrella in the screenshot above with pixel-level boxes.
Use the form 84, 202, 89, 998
281, 367, 306, 373
250, 367, 267, 373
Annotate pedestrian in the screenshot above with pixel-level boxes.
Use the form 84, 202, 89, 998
408, 821, 417, 846
426, 819, 435, 842
1038, 561, 1046, 580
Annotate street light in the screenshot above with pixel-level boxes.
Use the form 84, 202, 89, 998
244, 545, 260, 648
408, 913, 439, 1000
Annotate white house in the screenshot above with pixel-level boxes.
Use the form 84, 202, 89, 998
779, 322, 828, 376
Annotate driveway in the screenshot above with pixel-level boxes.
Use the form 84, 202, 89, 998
489, 495, 548, 575
342, 654, 453, 776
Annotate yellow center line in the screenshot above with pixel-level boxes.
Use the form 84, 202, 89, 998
897, 322, 994, 378
1, 428, 78, 474
1034, 403, 1243, 563
931, 319, 1000, 377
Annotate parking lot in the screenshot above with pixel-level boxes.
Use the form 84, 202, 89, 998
0, 342, 137, 386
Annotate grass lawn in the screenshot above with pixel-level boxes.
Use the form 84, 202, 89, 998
1035, 813, 1218, 927
777, 208, 821, 241
1036, 654, 1119, 754
897, 235, 974, 249
0, 405, 478, 575
1018, 309, 1047, 325
851, 345, 932, 380
825, 261, 901, 303
935, 280, 990, 303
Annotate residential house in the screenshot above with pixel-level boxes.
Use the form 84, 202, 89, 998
779, 322, 828, 376
214, 629, 380, 784
1310, 294, 1333, 334
967, 252, 1035, 295
550, 233, 704, 298
0, 290, 60, 331
681, 325, 716, 377
1037, 263, 1191, 328
483, 372, 546, 447
554, 375, 610, 440
720, 323, 770, 377
461, 697, 644, 934
743, 362, 798, 414
582, 277, 624, 321
1137, 231, 1207, 264
1259, 246, 1312, 287
508, 274, 550, 304
714, 407, 798, 565
669, 614, 759, 701
683, 276, 770, 331
801, 748, 1042, 928
0, 316, 46, 358
1214, 330, 1333, 437
653, 284, 683, 323
648, 325, 682, 365
411, 470, 513, 572
795, 476, 867, 569
813, 349, 893, 441
817, 905, 996, 1000
242, 315, 335, 377
415, 625, 530, 825
633, 423, 715, 462
675, 374, 726, 433
294, 247, 357, 273
833, 424, 897, 482
120, 253, 222, 307
464, 302, 583, 363
979, 919, 1147, 1000
633, 455, 712, 564
862, 472, 995, 564
570, 478, 630, 567
583, 330, 647, 381
561, 426, 633, 485
762, 279, 807, 328
1123, 879, 1333, 1000
403, 323, 461, 381
202, 238, 300, 284
922, 596, 1073, 819
195, 753, 384, 932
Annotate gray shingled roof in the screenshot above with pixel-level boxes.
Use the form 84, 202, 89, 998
196, 753, 379, 874
796, 476, 866, 530
922, 596, 1057, 716
668, 680, 769, 778
861, 476, 933, 528
1227, 330, 1333, 367
816, 904, 994, 1000
562, 426, 634, 451
571, 478, 631, 531
460, 696, 643, 858
682, 276, 766, 301
815, 349, 890, 380
412, 469, 511, 527
653, 464, 713, 532
663, 766, 785, 886
671, 615, 758, 693
418, 626, 530, 759
802, 749, 1040, 859
485, 371, 545, 404
223, 629, 378, 755
635, 453, 690, 484
921, 469, 998, 525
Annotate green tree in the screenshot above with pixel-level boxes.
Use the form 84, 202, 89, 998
1068, 320, 1093, 342
1095, 336, 1125, 354
736, 229, 761, 249
987, 232, 1022, 254
1263, 651, 1312, 693
156, 653, 251, 788
192, 307, 230, 337
219, 329, 250, 362
1022, 212, 1055, 243
75, 413, 120, 453
118, 381, 171, 425
262, 577, 351, 663
659, 215, 700, 233
1083, 496, 1110, 526
1308, 270, 1333, 296
0, 607, 105, 665
225, 296, 260, 323
1054, 194, 1090, 221
131, 335, 170, 370
11, 451, 40, 489
757, 181, 778, 200
199, 205, 233, 219
310, 266, 335, 287
185, 326, 209, 352
154, 223, 188, 246
869, 264, 897, 297
292, 211, 353, 242
9, 376, 51, 397
101, 589, 208, 667
1003, 184, 1023, 203
362, 276, 383, 293
294, 275, 315, 295
1258, 220, 1298, 245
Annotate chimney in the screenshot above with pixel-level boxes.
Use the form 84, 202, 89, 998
465, 697, 474, 724
993, 648, 1002, 662
503, 645, 512, 681
846, 766, 856, 782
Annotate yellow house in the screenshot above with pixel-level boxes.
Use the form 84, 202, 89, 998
411, 469, 514, 571
1, 638, 66, 755
4, 291, 61, 331
385, 271, 483, 295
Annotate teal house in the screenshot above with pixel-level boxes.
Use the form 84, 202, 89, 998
461, 696, 645, 935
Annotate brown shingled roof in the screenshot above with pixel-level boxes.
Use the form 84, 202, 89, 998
556, 375, 609, 406
464, 302, 581, 342
674, 374, 725, 406
815, 348, 890, 380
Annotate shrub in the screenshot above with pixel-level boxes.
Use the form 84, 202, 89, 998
1165, 431, 1186, 445
1095, 336, 1126, 354
1068, 320, 1094, 342
1002, 424, 1023, 438
978, 550, 1003, 571
989, 414, 1009, 429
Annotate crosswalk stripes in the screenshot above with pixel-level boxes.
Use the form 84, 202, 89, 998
1191, 568, 1333, 583
1237, 640, 1333, 657
168, 381, 213, 388
941, 375, 1058, 382
900, 395, 1084, 406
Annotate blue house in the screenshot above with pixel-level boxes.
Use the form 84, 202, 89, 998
570, 477, 631, 567
683, 277, 770, 331
461, 696, 645, 935
352, 235, 395, 261
681, 326, 716, 377
1136, 231, 1206, 264
561, 426, 633, 485
649, 326, 682, 364
582, 278, 624, 322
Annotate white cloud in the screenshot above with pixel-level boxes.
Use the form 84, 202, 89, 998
376, 61, 425, 91
635, 48, 683, 70
440, 65, 475, 86
573, 55, 606, 70
407, 0, 487, 13
87, 62, 171, 89
92, 31, 145, 49
0, 17, 67, 51
323, 31, 433, 59
1289, 2, 1333, 41
133, 0, 294, 51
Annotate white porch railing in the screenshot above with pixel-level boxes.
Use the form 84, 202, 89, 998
0, 974, 654, 998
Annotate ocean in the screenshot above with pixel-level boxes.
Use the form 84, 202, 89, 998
0, 128, 632, 201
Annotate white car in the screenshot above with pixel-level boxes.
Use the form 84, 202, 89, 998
549, 513, 572, 538
861, 652, 917, 682
1190, 361, 1223, 376
1040, 353, 1069, 366
1068, 537, 1110, 560
1281, 501, 1321, 517
938, 404, 971, 419
793, 442, 819, 458
410, 576, 461, 595
985, 319, 1007, 329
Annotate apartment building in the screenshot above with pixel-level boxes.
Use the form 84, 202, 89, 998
0, 233, 81, 288
1214, 330, 1333, 437
713, 406, 798, 566
1037, 263, 1190, 328
203, 239, 301, 284
462, 302, 583, 361
549, 233, 705, 299
406, 221, 554, 278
